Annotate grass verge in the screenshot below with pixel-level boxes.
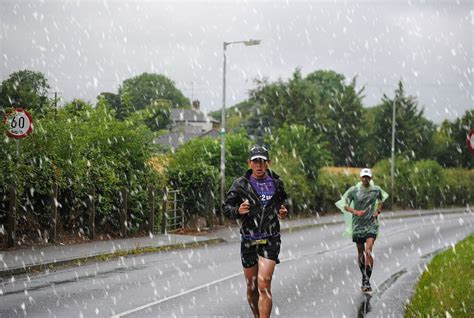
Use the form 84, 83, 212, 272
404, 233, 474, 317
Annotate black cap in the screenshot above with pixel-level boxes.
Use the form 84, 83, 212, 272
249, 145, 269, 161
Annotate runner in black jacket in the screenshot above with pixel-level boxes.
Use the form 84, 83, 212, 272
223, 145, 288, 318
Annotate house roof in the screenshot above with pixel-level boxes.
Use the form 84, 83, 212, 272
153, 129, 219, 150
171, 108, 218, 123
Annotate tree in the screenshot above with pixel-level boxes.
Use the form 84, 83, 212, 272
367, 81, 435, 163
433, 110, 474, 168
118, 73, 190, 112
0, 70, 51, 115
126, 99, 172, 132
248, 69, 365, 166
167, 132, 251, 218
249, 70, 322, 131
266, 124, 332, 180
97, 92, 131, 120
0, 97, 158, 238
306, 71, 365, 166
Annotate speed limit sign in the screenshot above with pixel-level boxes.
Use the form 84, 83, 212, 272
3, 108, 33, 139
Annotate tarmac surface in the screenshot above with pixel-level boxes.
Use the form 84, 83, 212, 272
0, 207, 468, 279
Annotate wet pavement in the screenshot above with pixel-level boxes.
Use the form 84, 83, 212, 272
0, 207, 468, 279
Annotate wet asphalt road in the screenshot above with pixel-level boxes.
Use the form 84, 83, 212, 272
1, 211, 472, 317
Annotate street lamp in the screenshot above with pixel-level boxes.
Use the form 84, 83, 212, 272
220, 39, 261, 224
390, 99, 396, 210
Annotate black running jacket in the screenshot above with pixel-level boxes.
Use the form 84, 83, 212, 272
222, 169, 288, 238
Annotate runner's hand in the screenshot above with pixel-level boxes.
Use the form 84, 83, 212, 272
353, 210, 366, 217
239, 199, 250, 215
278, 205, 288, 219
374, 209, 381, 218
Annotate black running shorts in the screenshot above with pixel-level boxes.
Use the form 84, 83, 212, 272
240, 236, 281, 268
353, 233, 377, 244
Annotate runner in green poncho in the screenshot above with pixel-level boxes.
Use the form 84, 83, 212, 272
335, 168, 389, 292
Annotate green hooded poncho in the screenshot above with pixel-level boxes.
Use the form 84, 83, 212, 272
335, 180, 389, 238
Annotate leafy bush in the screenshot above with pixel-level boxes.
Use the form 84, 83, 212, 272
166, 133, 250, 220
409, 160, 445, 208
374, 157, 417, 208
0, 100, 159, 243
270, 150, 312, 214
316, 169, 359, 213
442, 168, 474, 206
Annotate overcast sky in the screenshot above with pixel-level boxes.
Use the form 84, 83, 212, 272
1, 0, 472, 123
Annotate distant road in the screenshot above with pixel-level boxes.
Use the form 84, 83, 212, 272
0, 210, 472, 317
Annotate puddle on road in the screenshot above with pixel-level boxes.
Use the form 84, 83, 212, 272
357, 293, 372, 318
355, 268, 408, 317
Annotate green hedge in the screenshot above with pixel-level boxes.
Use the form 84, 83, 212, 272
0, 102, 160, 244
321, 159, 473, 212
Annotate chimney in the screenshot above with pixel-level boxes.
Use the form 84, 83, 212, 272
192, 100, 200, 110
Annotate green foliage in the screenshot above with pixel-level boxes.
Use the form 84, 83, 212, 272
266, 124, 332, 180
0, 99, 159, 240
97, 92, 130, 120
0, 70, 51, 116
167, 161, 218, 218
97, 73, 190, 120
210, 99, 255, 132
167, 138, 219, 217
373, 158, 473, 209
441, 168, 474, 206
248, 69, 365, 165
432, 110, 474, 169
264, 124, 332, 213
225, 133, 253, 185
409, 160, 445, 208
373, 157, 412, 208
249, 69, 322, 133
166, 133, 251, 218
404, 234, 474, 318
126, 99, 172, 132
368, 81, 435, 164
306, 71, 365, 166
119, 72, 190, 111
316, 170, 359, 213
269, 151, 312, 213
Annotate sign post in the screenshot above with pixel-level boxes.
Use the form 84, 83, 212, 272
3, 108, 33, 247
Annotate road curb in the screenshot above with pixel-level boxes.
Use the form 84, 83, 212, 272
282, 208, 468, 233
0, 238, 225, 278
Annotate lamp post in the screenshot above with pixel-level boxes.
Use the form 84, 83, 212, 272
390, 99, 396, 210
219, 39, 261, 225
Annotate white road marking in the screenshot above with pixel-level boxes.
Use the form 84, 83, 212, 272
111, 272, 242, 317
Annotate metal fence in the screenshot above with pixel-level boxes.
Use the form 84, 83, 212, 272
1, 184, 186, 248
161, 189, 184, 233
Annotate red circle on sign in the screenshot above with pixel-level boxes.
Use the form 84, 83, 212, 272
3, 108, 33, 139
468, 129, 474, 153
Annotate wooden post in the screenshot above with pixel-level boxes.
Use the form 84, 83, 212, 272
148, 186, 155, 234
88, 186, 96, 240
120, 188, 128, 237
161, 187, 168, 234
51, 182, 58, 243
7, 184, 17, 248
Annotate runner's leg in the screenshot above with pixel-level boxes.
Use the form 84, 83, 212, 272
365, 237, 375, 281
257, 256, 276, 318
243, 265, 259, 317
356, 243, 366, 278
